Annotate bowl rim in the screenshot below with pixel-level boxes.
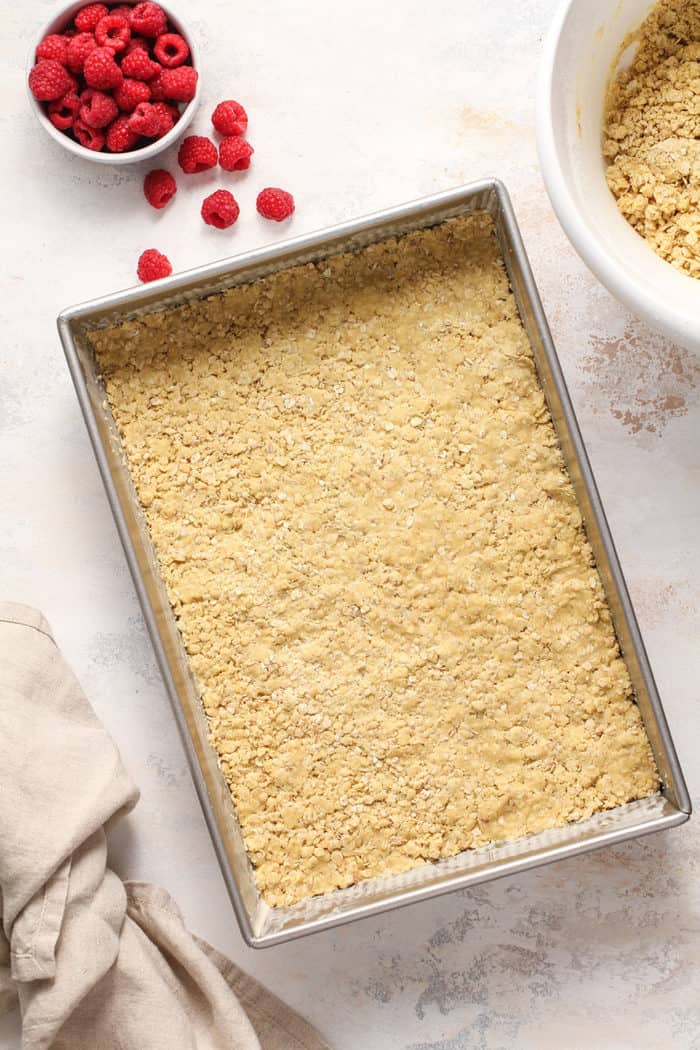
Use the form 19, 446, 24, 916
536, 0, 698, 350
27, 0, 200, 165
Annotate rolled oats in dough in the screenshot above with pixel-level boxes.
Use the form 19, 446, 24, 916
604, 0, 700, 278
90, 214, 659, 907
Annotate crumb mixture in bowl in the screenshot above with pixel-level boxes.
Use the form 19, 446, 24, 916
90, 214, 659, 908
604, 0, 700, 278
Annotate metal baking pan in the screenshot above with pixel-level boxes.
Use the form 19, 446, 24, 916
58, 179, 691, 947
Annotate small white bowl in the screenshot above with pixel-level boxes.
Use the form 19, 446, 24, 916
537, 0, 699, 352
27, 0, 200, 165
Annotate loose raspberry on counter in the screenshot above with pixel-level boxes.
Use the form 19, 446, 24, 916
144, 168, 177, 208
177, 134, 217, 173
150, 100, 178, 135
114, 77, 151, 112
48, 92, 81, 130
211, 100, 248, 137
121, 47, 160, 80
129, 2, 168, 38
66, 32, 98, 74
219, 136, 254, 171
129, 101, 161, 136
159, 66, 198, 102
106, 113, 138, 152
74, 3, 109, 33
201, 189, 240, 229
80, 88, 119, 128
29, 60, 73, 101
256, 187, 295, 221
73, 118, 105, 151
83, 47, 123, 90
36, 34, 69, 65
95, 13, 131, 53
137, 248, 172, 282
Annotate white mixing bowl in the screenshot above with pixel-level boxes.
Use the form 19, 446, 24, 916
537, 0, 699, 351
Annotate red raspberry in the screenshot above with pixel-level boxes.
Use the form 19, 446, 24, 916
106, 114, 138, 152
66, 32, 98, 74
211, 100, 248, 138
28, 59, 73, 101
219, 136, 254, 171
151, 100, 179, 136
124, 35, 150, 55
201, 189, 240, 229
80, 88, 119, 128
144, 168, 177, 208
177, 135, 217, 173
84, 47, 123, 90
114, 77, 151, 112
121, 47, 160, 80
159, 66, 198, 103
74, 3, 109, 32
129, 101, 161, 136
153, 33, 189, 68
110, 5, 133, 18
47, 92, 81, 130
95, 14, 131, 53
256, 187, 295, 222
129, 2, 168, 38
148, 70, 167, 100
36, 34, 69, 64
138, 248, 172, 282
73, 118, 105, 151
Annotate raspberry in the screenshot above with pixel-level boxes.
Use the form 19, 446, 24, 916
74, 3, 109, 33
121, 47, 160, 80
129, 101, 161, 136
256, 187, 295, 221
151, 100, 179, 136
80, 88, 119, 128
211, 100, 248, 138
124, 35, 149, 55
66, 32, 98, 74
153, 33, 189, 68
84, 47, 123, 90
159, 66, 198, 103
201, 189, 240, 229
129, 2, 168, 38
106, 114, 138, 152
148, 71, 168, 101
28, 60, 73, 101
36, 34, 69, 64
47, 92, 81, 130
144, 168, 177, 208
95, 14, 131, 53
138, 248, 172, 282
177, 135, 217, 173
110, 5, 133, 18
73, 118, 105, 151
219, 136, 253, 171
114, 77, 151, 112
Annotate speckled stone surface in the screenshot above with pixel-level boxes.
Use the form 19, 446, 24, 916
1, 2, 698, 1048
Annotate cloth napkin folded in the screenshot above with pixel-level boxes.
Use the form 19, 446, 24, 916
0, 602, 329, 1050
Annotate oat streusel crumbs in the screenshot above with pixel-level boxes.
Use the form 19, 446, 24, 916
91, 214, 659, 907
603, 0, 700, 278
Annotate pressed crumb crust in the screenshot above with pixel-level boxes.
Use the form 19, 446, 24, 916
91, 214, 659, 907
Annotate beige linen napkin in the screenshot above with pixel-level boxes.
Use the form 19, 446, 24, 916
0, 602, 329, 1050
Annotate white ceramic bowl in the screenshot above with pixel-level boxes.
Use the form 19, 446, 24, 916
537, 0, 699, 351
27, 0, 200, 165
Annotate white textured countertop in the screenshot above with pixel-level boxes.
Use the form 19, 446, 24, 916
1, 2, 698, 1047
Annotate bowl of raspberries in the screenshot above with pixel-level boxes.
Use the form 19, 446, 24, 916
27, 1, 200, 162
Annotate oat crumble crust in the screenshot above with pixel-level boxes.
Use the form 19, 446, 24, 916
90, 214, 659, 907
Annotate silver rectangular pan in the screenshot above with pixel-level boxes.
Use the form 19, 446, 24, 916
58, 179, 690, 947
